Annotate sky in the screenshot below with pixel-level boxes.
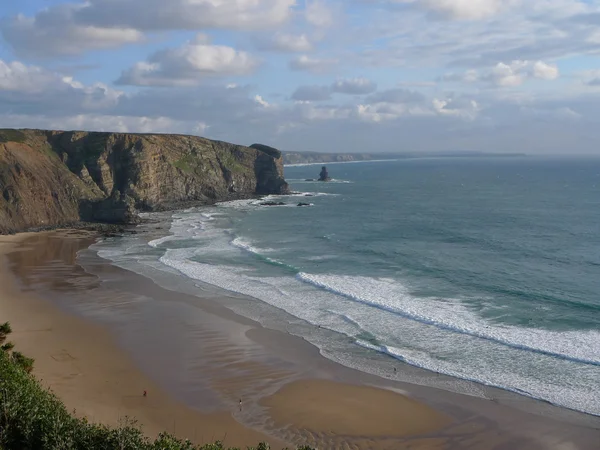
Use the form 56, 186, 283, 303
1, 0, 600, 154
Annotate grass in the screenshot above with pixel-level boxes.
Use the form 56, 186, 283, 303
218, 151, 246, 174
172, 154, 197, 173
173, 150, 247, 175
0, 130, 27, 144
0, 322, 314, 450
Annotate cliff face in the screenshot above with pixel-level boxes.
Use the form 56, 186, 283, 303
0, 129, 289, 234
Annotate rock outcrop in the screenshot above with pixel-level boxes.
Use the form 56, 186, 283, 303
318, 166, 331, 182
0, 129, 289, 233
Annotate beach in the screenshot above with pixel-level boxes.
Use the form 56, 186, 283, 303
1, 230, 599, 450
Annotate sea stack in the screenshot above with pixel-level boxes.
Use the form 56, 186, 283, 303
318, 166, 331, 182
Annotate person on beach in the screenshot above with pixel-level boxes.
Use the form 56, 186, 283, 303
143, 390, 147, 397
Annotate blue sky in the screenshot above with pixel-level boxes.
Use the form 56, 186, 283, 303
1, 0, 600, 154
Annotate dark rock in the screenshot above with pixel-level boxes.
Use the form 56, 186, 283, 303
249, 143, 282, 159
318, 166, 331, 182
259, 201, 286, 206
297, 202, 311, 207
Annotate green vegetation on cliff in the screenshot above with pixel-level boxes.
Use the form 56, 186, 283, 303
0, 323, 312, 450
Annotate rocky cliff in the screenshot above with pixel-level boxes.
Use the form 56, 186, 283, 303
0, 129, 289, 234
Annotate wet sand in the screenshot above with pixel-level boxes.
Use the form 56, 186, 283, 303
1, 230, 599, 449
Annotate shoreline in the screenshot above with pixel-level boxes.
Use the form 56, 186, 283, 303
1, 230, 599, 449
0, 230, 286, 449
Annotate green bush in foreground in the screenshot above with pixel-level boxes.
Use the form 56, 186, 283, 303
0, 323, 313, 450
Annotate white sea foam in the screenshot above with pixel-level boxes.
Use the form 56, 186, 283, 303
231, 237, 275, 255
155, 245, 600, 415
354, 340, 600, 416
288, 191, 339, 197
93, 195, 600, 417
148, 235, 177, 248
295, 273, 600, 366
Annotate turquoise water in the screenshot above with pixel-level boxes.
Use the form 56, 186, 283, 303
95, 157, 600, 415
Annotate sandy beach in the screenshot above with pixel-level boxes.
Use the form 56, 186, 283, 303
1, 230, 599, 449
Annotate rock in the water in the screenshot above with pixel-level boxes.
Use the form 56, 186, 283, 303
259, 201, 286, 206
297, 202, 311, 207
318, 166, 331, 182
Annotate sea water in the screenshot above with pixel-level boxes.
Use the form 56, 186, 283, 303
93, 156, 600, 416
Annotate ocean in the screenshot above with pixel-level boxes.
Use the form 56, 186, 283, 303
92, 156, 600, 416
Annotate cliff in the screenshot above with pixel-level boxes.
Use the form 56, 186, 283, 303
0, 129, 289, 234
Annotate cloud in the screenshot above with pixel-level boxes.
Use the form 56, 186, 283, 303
77, 0, 296, 30
532, 60, 559, 80
305, 1, 335, 27
0, 113, 208, 135
433, 97, 480, 119
0, 5, 143, 57
519, 106, 581, 121
291, 85, 332, 101
289, 55, 338, 73
1, 0, 295, 56
352, 1, 600, 70
331, 78, 377, 95
365, 88, 426, 104
418, 0, 517, 20
441, 60, 559, 86
116, 35, 258, 86
0, 59, 122, 114
261, 33, 313, 52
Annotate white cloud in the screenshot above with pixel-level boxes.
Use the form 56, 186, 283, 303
0, 113, 205, 135
353, 1, 600, 70
78, 0, 296, 30
0, 59, 122, 113
355, 103, 433, 122
1, 0, 295, 56
289, 55, 338, 73
532, 60, 559, 80
419, 0, 516, 20
117, 36, 258, 86
442, 60, 560, 86
331, 78, 377, 95
254, 95, 271, 108
263, 33, 313, 52
365, 88, 426, 104
0, 5, 143, 57
490, 61, 527, 86
305, 0, 335, 27
433, 98, 480, 119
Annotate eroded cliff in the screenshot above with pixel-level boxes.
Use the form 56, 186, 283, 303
0, 129, 289, 234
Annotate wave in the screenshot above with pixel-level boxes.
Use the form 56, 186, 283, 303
148, 235, 177, 248
295, 272, 600, 367
230, 237, 299, 272
287, 191, 339, 197
354, 339, 600, 417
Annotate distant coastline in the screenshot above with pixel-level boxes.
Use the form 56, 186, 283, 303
282, 151, 526, 166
